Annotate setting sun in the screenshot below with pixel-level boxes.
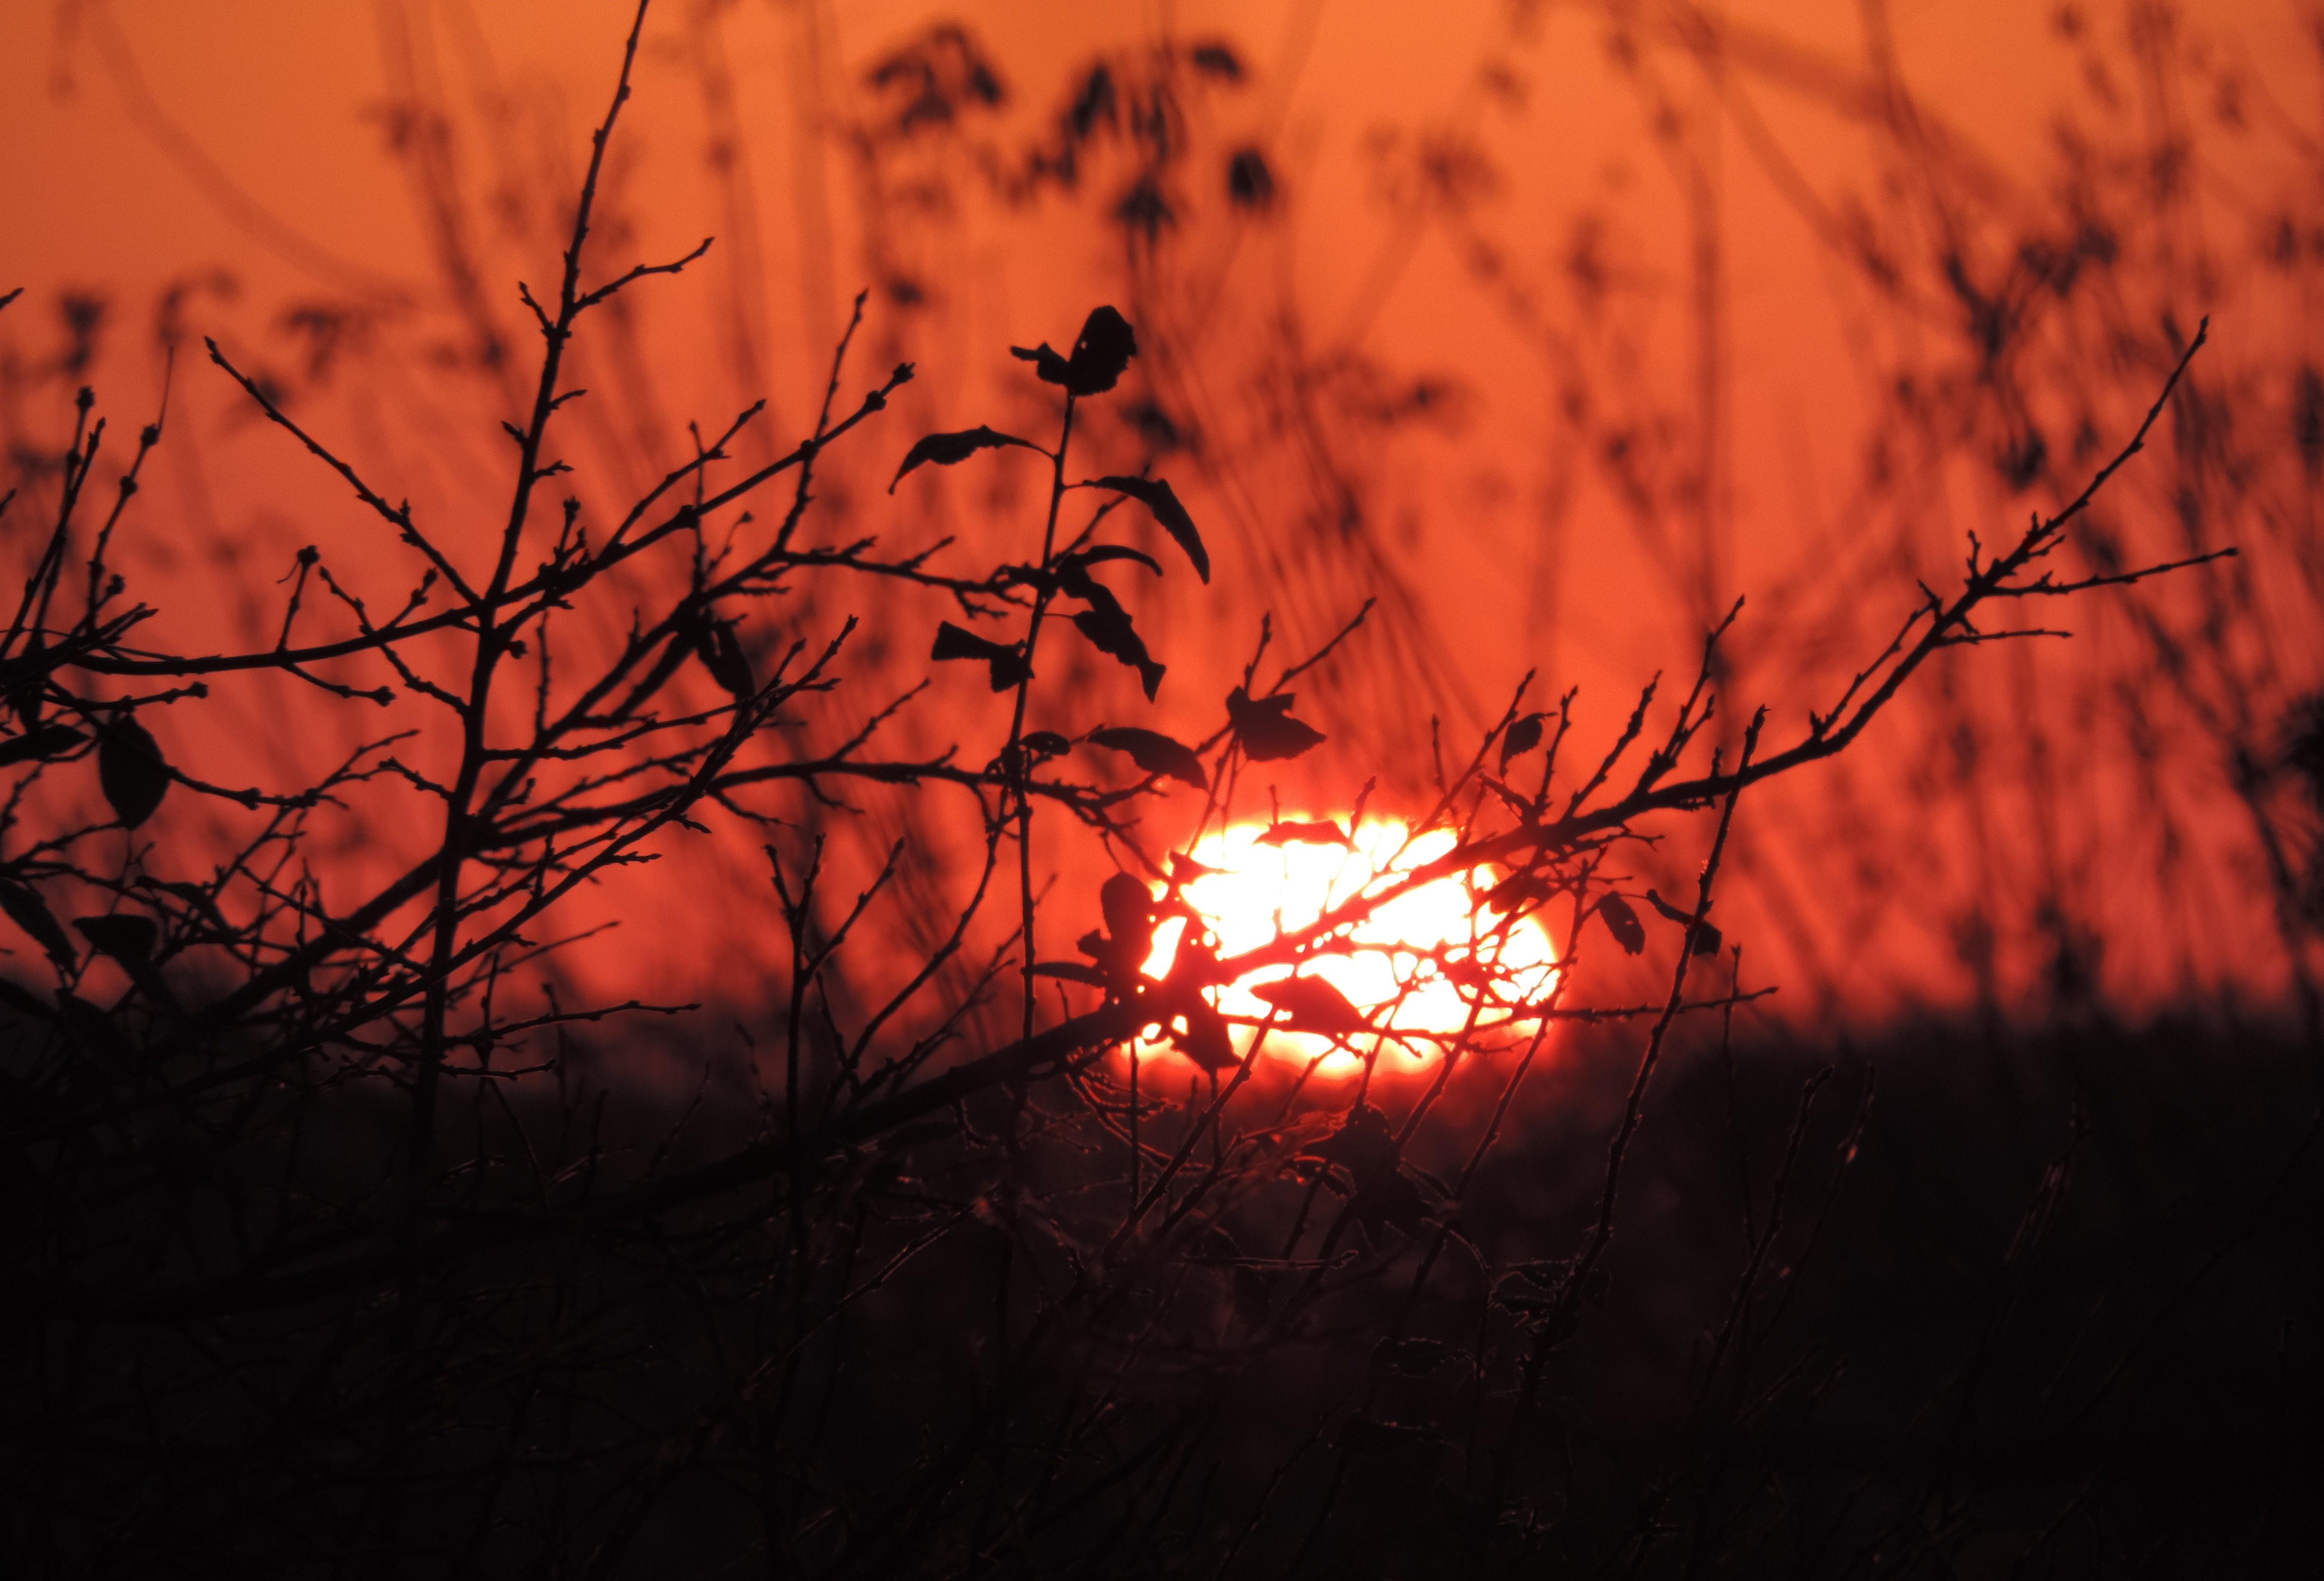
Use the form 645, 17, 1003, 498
1138, 819, 1560, 1075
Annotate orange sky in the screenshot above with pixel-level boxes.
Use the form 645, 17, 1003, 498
3, 0, 2318, 1029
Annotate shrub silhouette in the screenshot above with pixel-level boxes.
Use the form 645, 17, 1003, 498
2, 5, 2306, 1576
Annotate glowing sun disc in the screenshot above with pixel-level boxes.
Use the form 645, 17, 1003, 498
1138, 819, 1559, 1075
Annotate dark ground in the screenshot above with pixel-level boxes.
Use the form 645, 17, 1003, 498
5, 1002, 2318, 1577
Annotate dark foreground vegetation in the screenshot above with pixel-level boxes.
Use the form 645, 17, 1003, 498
4, 2, 2320, 1575
8, 1006, 2315, 1576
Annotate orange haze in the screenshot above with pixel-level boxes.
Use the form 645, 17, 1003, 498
2, 0, 2318, 1036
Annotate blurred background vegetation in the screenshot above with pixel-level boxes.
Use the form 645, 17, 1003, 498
6, 0, 2321, 1033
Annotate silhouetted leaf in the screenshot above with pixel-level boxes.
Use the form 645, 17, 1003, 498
1068, 597, 1165, 700
1256, 819, 1351, 849
1088, 475, 1209, 582
1020, 730, 1071, 757
1174, 998, 1239, 1070
0, 879, 75, 967
1010, 342, 1074, 386
1225, 687, 1325, 762
693, 619, 756, 702
0, 724, 84, 770
1646, 888, 1723, 956
1252, 974, 1370, 1036
1500, 711, 1545, 770
1052, 561, 1163, 702
1303, 1100, 1398, 1176
1084, 873, 1161, 985
1061, 544, 1163, 577
931, 621, 1030, 691
1482, 871, 1551, 914
888, 425, 1041, 491
1088, 727, 1206, 790
1011, 305, 1139, 396
1032, 961, 1111, 987
5, 643, 45, 729
96, 715, 169, 828
1100, 872, 1155, 956
1068, 306, 1138, 391
1597, 894, 1646, 955
74, 913, 158, 962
